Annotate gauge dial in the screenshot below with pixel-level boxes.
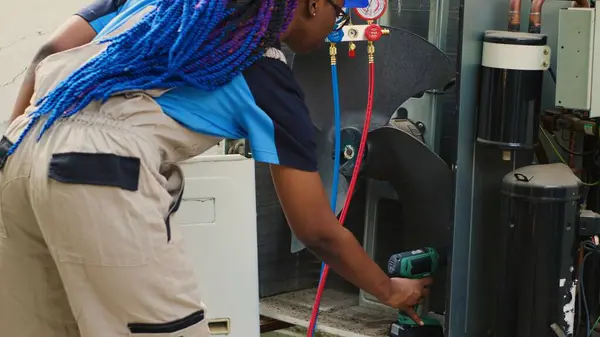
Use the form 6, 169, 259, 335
354, 0, 387, 21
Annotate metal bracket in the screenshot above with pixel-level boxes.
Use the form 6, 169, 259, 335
579, 209, 600, 236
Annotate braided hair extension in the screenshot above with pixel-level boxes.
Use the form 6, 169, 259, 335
8, 0, 298, 156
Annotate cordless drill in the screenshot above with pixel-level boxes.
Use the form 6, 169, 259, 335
387, 247, 444, 337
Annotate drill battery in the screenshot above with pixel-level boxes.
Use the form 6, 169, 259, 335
389, 322, 444, 337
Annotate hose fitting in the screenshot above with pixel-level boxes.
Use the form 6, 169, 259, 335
329, 43, 337, 65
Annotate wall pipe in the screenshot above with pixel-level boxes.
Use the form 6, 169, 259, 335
508, 0, 522, 31
510, 0, 590, 34
530, 0, 591, 34
573, 0, 591, 8
528, 0, 545, 34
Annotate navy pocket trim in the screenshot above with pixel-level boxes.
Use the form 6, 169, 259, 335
164, 182, 184, 242
49, 152, 140, 191
0, 136, 14, 170
128, 310, 205, 334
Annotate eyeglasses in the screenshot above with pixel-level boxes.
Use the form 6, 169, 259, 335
327, 0, 350, 31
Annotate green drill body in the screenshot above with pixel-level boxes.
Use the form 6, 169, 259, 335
387, 248, 443, 330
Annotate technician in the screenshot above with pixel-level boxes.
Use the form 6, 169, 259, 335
0, 0, 432, 336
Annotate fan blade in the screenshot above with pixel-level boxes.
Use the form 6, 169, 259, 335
363, 124, 453, 312
288, 27, 455, 253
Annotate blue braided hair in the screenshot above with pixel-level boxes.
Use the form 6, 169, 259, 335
8, 0, 298, 156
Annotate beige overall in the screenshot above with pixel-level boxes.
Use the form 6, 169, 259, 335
0, 8, 233, 337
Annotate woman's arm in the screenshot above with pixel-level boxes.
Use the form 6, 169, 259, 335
10, 16, 98, 123
270, 165, 393, 300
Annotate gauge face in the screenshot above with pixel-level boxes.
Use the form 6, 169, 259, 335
354, 0, 387, 21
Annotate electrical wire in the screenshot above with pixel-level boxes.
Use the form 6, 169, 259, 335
306, 53, 376, 337
543, 66, 598, 209
553, 133, 597, 156
544, 67, 597, 156
544, 47, 599, 337
539, 126, 600, 186
591, 315, 600, 336
548, 66, 557, 83
578, 240, 599, 337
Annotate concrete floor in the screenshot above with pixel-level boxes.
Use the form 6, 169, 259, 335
263, 328, 600, 337
262, 326, 339, 337
261, 288, 395, 337
262, 328, 304, 337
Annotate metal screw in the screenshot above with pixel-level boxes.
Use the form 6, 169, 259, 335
543, 49, 549, 55
542, 61, 549, 68
344, 145, 355, 160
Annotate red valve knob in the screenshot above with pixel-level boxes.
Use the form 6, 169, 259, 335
364, 24, 383, 41
348, 42, 356, 58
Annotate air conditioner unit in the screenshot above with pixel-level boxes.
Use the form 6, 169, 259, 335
174, 154, 260, 337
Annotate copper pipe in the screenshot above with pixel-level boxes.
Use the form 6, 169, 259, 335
508, 0, 522, 31
572, 0, 591, 8
569, 131, 575, 168
528, 0, 545, 33
527, 0, 589, 34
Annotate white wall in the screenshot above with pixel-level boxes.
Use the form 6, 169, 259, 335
0, 3, 228, 156
0, 0, 86, 131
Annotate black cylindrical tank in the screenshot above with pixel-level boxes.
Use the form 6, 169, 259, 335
494, 163, 581, 337
478, 31, 549, 150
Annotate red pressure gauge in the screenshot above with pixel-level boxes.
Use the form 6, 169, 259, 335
353, 0, 388, 21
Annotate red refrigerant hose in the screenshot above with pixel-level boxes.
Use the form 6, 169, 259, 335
306, 52, 376, 337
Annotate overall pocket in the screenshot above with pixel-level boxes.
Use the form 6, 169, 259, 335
160, 163, 185, 243
0, 136, 13, 238
45, 152, 150, 267
0, 136, 13, 172
0, 190, 5, 239
128, 310, 207, 337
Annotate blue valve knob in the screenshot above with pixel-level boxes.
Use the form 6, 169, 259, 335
328, 30, 344, 43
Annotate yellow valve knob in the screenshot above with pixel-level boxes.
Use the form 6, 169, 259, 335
348, 42, 356, 58
382, 28, 390, 35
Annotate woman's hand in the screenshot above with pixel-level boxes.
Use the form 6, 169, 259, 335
380, 277, 433, 325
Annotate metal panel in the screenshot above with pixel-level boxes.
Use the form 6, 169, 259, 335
452, 1, 570, 336
176, 155, 260, 337
591, 6, 600, 117
555, 8, 594, 110
449, 0, 509, 336
258, 0, 461, 300
255, 162, 320, 298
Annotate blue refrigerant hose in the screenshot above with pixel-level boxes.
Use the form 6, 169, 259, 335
311, 50, 342, 337
330, 63, 342, 222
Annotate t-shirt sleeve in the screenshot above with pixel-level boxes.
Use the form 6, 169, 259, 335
240, 57, 318, 172
76, 0, 128, 33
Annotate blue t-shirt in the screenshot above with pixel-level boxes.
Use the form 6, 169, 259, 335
76, 0, 317, 172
